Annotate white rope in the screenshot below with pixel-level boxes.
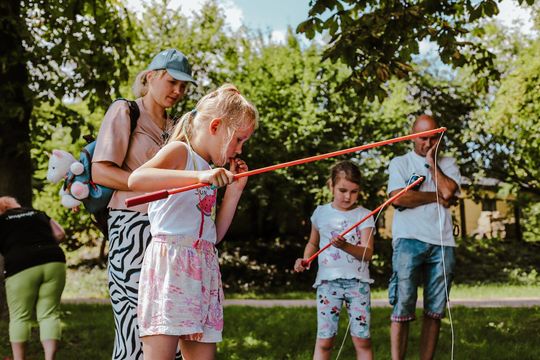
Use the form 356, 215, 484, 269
433, 133, 455, 360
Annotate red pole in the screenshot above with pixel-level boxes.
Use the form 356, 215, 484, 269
125, 127, 445, 207
301, 176, 425, 267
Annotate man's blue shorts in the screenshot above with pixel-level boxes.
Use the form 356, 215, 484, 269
388, 238, 455, 322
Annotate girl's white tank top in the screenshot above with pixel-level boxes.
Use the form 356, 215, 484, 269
148, 143, 217, 243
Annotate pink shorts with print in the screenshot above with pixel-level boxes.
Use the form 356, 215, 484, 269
138, 235, 223, 343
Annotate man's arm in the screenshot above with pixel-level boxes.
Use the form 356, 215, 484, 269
426, 147, 459, 200
388, 157, 442, 209
391, 187, 456, 209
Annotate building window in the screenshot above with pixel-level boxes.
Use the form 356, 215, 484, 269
481, 198, 496, 212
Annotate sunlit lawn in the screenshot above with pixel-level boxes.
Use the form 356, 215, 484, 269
63, 267, 540, 301
221, 306, 540, 360
227, 283, 540, 300
1, 304, 539, 359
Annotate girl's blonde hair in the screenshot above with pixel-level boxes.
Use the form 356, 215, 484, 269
0, 196, 21, 215
132, 69, 168, 98
169, 84, 259, 160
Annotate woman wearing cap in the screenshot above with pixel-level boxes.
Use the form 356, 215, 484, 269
92, 49, 196, 360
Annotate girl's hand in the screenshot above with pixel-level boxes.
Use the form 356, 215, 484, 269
227, 158, 249, 192
331, 235, 347, 249
294, 258, 309, 272
198, 168, 234, 188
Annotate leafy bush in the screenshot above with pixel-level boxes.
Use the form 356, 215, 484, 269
219, 233, 540, 293
454, 236, 540, 284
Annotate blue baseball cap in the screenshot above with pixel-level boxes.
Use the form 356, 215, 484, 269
147, 49, 197, 85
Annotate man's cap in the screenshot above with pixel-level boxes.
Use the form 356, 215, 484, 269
147, 49, 197, 85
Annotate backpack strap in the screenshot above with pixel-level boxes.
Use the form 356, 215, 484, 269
114, 98, 140, 135
126, 100, 140, 135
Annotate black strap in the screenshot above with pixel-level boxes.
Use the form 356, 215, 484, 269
82, 147, 92, 164
114, 98, 140, 134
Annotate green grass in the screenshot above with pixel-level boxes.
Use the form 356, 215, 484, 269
62, 267, 109, 299
0, 304, 114, 360
226, 283, 540, 300
62, 267, 540, 301
1, 304, 539, 359
221, 306, 540, 359
447, 283, 540, 299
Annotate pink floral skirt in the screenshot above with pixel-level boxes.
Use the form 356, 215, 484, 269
137, 235, 223, 343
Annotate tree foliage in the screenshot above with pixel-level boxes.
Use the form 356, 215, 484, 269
471, 39, 540, 195
27, 0, 488, 289
465, 34, 540, 241
215, 29, 478, 290
23, 0, 135, 110
297, 0, 534, 101
0, 0, 136, 205
26, 0, 249, 260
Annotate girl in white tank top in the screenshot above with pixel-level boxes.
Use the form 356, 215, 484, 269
128, 84, 259, 360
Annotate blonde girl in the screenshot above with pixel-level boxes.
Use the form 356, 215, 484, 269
128, 84, 258, 360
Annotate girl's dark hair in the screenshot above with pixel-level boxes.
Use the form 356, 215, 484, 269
330, 160, 362, 186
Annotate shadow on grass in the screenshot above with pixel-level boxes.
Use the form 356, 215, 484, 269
1, 304, 539, 359
0, 304, 113, 359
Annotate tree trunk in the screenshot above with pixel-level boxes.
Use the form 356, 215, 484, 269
0, 1, 33, 205
0, 1, 34, 316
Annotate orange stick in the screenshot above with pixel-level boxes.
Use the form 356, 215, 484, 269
301, 176, 425, 267
125, 127, 445, 207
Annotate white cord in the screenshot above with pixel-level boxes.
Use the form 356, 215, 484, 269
433, 133, 455, 360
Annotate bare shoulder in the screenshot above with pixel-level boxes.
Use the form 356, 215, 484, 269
161, 141, 188, 154
155, 141, 189, 170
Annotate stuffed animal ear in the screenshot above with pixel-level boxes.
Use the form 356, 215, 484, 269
52, 149, 77, 163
